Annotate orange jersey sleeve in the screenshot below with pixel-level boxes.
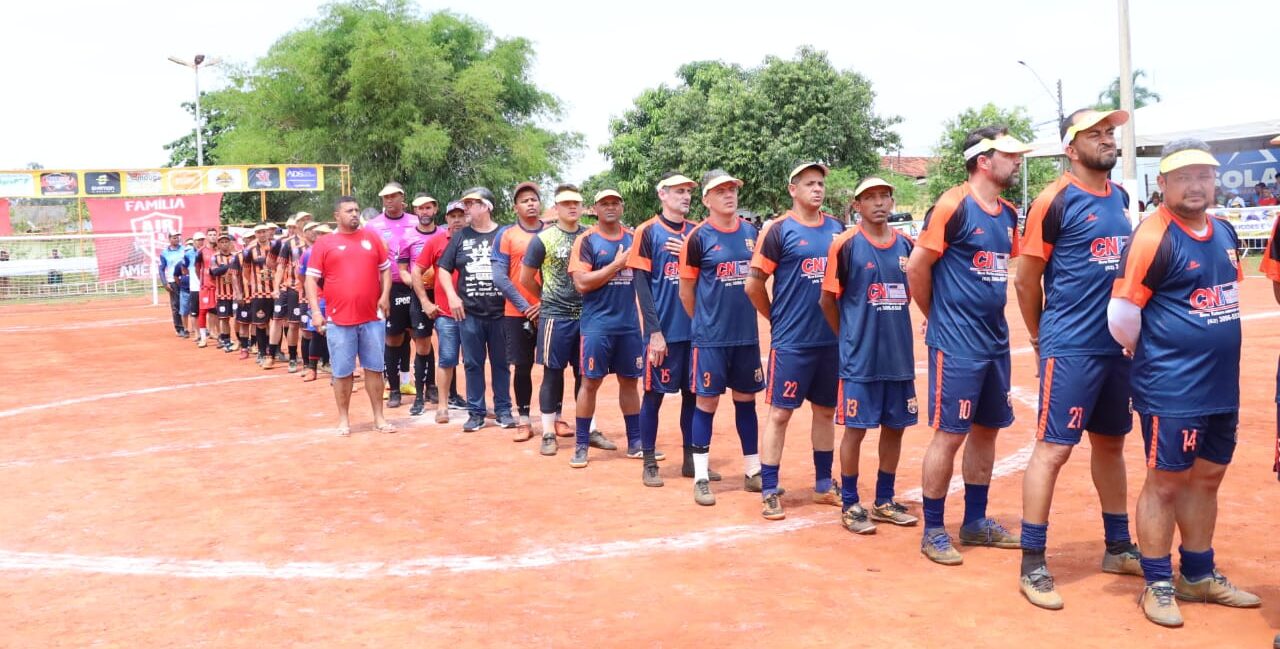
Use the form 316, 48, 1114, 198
915, 186, 966, 254
1112, 212, 1171, 308
822, 227, 858, 297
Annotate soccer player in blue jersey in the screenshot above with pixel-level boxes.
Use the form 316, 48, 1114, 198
1109, 139, 1259, 627
627, 172, 701, 487
1013, 108, 1142, 609
746, 162, 846, 520
906, 127, 1029, 566
820, 177, 920, 536
679, 169, 766, 506
566, 189, 643, 468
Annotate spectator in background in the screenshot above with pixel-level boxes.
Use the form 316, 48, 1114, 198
158, 232, 188, 337
1253, 182, 1268, 206
1257, 186, 1277, 206
1226, 192, 1246, 208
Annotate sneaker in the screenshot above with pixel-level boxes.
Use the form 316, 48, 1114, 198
841, 503, 877, 535
275, 351, 288, 363
387, 392, 402, 409
513, 421, 533, 442
569, 444, 589, 468
921, 528, 963, 566
1174, 570, 1262, 608
588, 430, 617, 451
448, 395, 467, 410
496, 413, 517, 429
288, 359, 299, 373
681, 450, 721, 481
1020, 565, 1064, 610
693, 479, 715, 506
400, 382, 416, 396
462, 414, 485, 432
812, 483, 841, 506
625, 445, 665, 461
409, 397, 426, 416
1140, 581, 1183, 627
761, 493, 785, 520
870, 501, 920, 526
958, 517, 1021, 548
197, 337, 208, 349
425, 385, 439, 404
256, 354, 265, 366
1101, 543, 1143, 576
262, 355, 276, 370
642, 464, 664, 487
239, 348, 250, 360
554, 420, 574, 438
744, 473, 784, 495
228, 340, 239, 352
540, 434, 558, 456
176, 330, 186, 338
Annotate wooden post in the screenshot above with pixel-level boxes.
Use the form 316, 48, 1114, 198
260, 191, 267, 222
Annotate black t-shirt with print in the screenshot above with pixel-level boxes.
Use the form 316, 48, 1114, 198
438, 225, 504, 319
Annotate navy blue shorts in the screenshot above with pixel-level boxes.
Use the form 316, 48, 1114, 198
927, 348, 1013, 434
1036, 354, 1133, 445
536, 317, 580, 371
835, 379, 918, 429
645, 340, 691, 393
765, 345, 839, 409
581, 332, 644, 380
691, 344, 765, 396
1141, 412, 1237, 472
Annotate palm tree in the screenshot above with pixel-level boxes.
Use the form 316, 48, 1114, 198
1097, 69, 1162, 110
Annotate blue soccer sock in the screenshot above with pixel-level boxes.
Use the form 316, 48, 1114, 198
923, 496, 945, 530
813, 450, 833, 493
575, 416, 592, 448
1140, 554, 1174, 585
874, 470, 896, 506
1020, 521, 1048, 552
679, 390, 696, 448
962, 483, 989, 527
692, 407, 714, 448
841, 474, 859, 510
734, 400, 758, 456
1179, 546, 1215, 582
623, 413, 641, 449
761, 463, 781, 497
639, 391, 663, 451
1102, 512, 1132, 545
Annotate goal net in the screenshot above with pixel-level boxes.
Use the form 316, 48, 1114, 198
0, 232, 164, 303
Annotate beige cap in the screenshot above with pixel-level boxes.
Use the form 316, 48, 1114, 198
411, 194, 437, 207
592, 189, 623, 203
701, 173, 743, 198
378, 182, 406, 197
788, 162, 829, 183
656, 174, 697, 190
853, 177, 895, 199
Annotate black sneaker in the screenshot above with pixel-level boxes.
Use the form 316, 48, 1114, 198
448, 395, 467, 410
176, 330, 186, 338
409, 397, 426, 416
425, 385, 439, 404
588, 430, 617, 451
462, 414, 486, 432
496, 412, 517, 429
387, 392, 402, 408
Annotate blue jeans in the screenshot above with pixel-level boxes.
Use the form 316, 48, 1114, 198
460, 315, 511, 417
435, 317, 461, 368
327, 319, 386, 379
178, 286, 192, 317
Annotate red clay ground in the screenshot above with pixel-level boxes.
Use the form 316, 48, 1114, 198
0, 284, 1278, 648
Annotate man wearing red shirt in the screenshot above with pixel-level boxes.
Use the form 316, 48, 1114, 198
305, 196, 394, 437
414, 201, 469, 424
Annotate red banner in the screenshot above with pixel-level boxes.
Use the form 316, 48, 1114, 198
0, 198, 10, 236
86, 193, 222, 280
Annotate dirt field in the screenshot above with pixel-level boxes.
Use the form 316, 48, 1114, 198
1, 282, 1278, 648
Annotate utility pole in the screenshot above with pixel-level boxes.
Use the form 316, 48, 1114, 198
1118, 0, 1138, 224
167, 54, 221, 167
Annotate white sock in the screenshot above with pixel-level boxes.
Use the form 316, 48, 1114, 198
693, 452, 710, 481
199, 327, 208, 339
743, 453, 761, 477
541, 413, 557, 436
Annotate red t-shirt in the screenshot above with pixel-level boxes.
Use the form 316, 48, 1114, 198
305, 229, 390, 326
415, 231, 456, 319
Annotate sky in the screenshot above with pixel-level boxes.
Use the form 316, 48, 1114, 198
1, 0, 1273, 187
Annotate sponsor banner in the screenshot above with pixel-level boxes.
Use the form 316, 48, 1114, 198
0, 165, 327, 197
85, 193, 223, 280
84, 171, 122, 196
247, 167, 281, 189
1216, 148, 1279, 194
40, 172, 79, 197
205, 167, 244, 192
126, 171, 164, 195
0, 173, 35, 198
1207, 206, 1277, 238
0, 198, 10, 236
284, 166, 321, 189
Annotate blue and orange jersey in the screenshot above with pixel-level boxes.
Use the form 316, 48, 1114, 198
679, 217, 759, 347
916, 183, 1020, 359
627, 215, 696, 343
492, 222, 544, 316
750, 210, 845, 349
1023, 173, 1132, 357
1113, 206, 1243, 416
822, 226, 915, 381
568, 225, 639, 335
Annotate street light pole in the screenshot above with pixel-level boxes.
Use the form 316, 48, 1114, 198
167, 54, 221, 167
1017, 60, 1065, 125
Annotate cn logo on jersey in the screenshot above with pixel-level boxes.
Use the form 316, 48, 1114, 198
1089, 236, 1128, 264
866, 282, 909, 306
799, 256, 826, 279
971, 251, 1009, 271
662, 260, 680, 279
1188, 282, 1240, 315
715, 260, 750, 279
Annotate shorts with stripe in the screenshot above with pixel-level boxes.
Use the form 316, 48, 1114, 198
1140, 411, 1237, 471
536, 316, 580, 371
581, 332, 644, 380
927, 347, 1013, 434
1036, 354, 1132, 445
835, 379, 918, 429
765, 345, 839, 410
645, 341, 691, 393
691, 344, 765, 397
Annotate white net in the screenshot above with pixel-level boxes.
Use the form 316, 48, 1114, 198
0, 232, 161, 302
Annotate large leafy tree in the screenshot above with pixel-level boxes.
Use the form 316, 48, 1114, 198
925, 103, 1057, 208
197, 0, 581, 221
599, 47, 900, 221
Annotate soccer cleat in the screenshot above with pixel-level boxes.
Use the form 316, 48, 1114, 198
959, 517, 1021, 548
1101, 543, 1144, 576
870, 501, 920, 526
496, 413, 517, 429
681, 450, 721, 481
400, 382, 416, 396
1020, 566, 1064, 610
642, 464, 663, 487
693, 479, 715, 506
554, 420, 574, 438
744, 473, 784, 495
761, 493, 785, 520
841, 503, 877, 535
1174, 570, 1262, 608
540, 434, 558, 456
462, 414, 485, 432
569, 444, 589, 468
409, 397, 426, 417
625, 445, 665, 461
921, 528, 963, 566
513, 422, 533, 442
387, 392, 402, 408
288, 359, 299, 373
812, 483, 841, 506
1140, 581, 1183, 627
588, 430, 617, 451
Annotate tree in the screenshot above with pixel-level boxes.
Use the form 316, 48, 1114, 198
825, 167, 923, 220
193, 0, 581, 221
925, 103, 1057, 208
599, 47, 900, 222
1096, 69, 1161, 111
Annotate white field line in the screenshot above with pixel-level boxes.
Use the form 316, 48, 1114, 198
0, 317, 167, 334
0, 375, 283, 420
0, 385, 1042, 580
